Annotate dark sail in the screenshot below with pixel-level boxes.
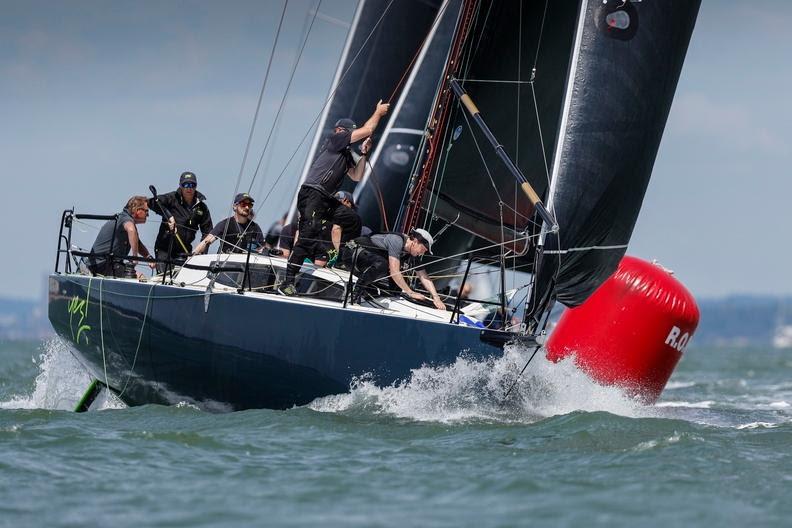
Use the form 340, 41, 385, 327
410, 1, 580, 260
288, 0, 442, 219
532, 0, 701, 311
354, 0, 464, 232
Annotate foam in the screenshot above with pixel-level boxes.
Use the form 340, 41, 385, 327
0, 337, 124, 411
309, 343, 649, 424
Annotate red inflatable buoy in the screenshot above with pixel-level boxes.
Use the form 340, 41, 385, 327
545, 256, 699, 403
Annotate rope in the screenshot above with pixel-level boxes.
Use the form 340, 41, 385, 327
385, 0, 451, 104
99, 278, 109, 391
365, 158, 390, 231
459, 107, 503, 203
117, 283, 155, 398
206, 0, 401, 278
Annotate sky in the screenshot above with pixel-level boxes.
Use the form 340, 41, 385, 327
0, 0, 790, 301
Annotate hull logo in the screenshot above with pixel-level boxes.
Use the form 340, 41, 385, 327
67, 295, 91, 345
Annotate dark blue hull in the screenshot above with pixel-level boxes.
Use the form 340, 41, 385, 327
48, 274, 508, 411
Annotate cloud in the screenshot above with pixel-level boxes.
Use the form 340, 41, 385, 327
668, 92, 789, 157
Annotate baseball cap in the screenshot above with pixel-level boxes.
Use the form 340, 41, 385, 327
333, 190, 356, 208
234, 192, 255, 204
179, 171, 197, 185
334, 118, 356, 130
410, 228, 434, 255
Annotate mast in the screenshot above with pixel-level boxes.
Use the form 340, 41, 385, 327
401, 0, 480, 233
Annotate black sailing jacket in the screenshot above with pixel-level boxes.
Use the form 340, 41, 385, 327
148, 190, 213, 255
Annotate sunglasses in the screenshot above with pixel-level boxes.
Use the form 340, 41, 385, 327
181, 182, 196, 189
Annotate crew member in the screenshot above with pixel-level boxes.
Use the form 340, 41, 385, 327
279, 99, 389, 295
89, 196, 155, 277
265, 212, 288, 249
148, 171, 213, 272
339, 228, 446, 310
327, 190, 362, 267
193, 193, 264, 254
276, 222, 297, 258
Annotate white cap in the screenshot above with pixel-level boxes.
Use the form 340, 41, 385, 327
412, 228, 434, 255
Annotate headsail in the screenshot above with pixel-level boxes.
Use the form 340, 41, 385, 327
531, 0, 701, 315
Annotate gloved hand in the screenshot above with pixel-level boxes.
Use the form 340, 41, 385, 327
326, 248, 339, 268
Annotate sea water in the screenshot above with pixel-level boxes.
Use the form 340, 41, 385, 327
1, 338, 790, 527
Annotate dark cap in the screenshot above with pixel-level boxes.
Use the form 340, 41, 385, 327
234, 192, 255, 204
179, 171, 197, 185
334, 118, 356, 130
333, 190, 356, 208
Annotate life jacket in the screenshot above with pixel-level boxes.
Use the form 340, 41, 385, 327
347, 233, 408, 262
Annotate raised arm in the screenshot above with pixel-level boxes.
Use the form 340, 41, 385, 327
350, 100, 389, 143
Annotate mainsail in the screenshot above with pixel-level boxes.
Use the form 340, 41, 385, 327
287, 0, 442, 221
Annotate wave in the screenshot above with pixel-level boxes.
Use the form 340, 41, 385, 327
309, 344, 650, 424
0, 337, 123, 411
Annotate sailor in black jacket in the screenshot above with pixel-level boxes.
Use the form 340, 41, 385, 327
148, 171, 213, 271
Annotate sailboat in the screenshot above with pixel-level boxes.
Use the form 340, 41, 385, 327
48, 0, 702, 411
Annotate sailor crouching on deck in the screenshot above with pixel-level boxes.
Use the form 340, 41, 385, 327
88, 196, 156, 278
148, 171, 213, 272
339, 228, 446, 311
326, 190, 362, 267
278, 99, 389, 296
193, 193, 264, 254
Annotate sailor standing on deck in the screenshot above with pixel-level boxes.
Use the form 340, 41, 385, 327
339, 228, 446, 311
148, 171, 213, 272
278, 99, 389, 296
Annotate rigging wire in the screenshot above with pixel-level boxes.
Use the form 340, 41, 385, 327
246, 0, 323, 195
227, 0, 289, 230
513, 0, 523, 290
252, 0, 398, 211
252, 5, 318, 202
207, 0, 398, 278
